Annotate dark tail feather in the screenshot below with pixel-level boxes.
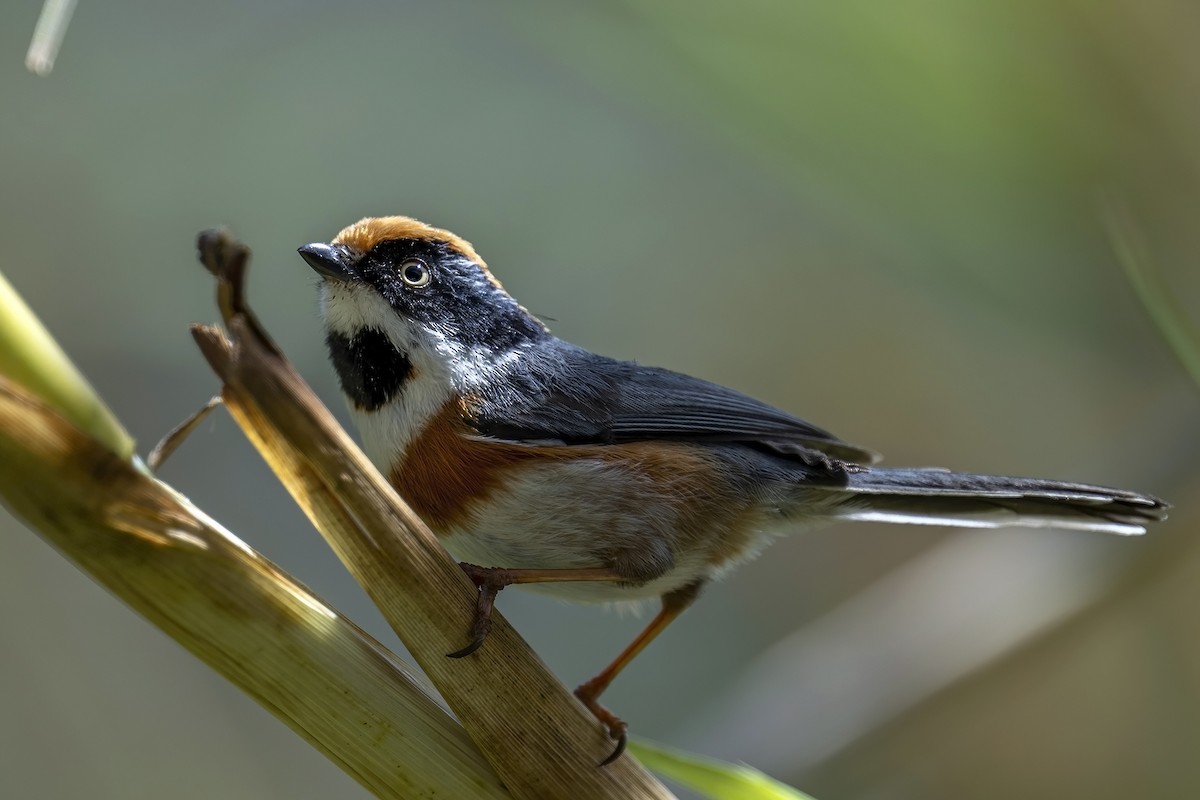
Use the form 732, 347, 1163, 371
833, 467, 1168, 535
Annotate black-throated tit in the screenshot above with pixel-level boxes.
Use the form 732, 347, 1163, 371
299, 215, 1167, 764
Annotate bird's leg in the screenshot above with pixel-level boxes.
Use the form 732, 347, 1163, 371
574, 580, 704, 765
447, 563, 625, 659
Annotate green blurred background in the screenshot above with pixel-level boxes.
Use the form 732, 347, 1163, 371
2, 1, 1197, 797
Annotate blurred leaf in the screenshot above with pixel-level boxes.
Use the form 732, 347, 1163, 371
1105, 201, 1200, 389
629, 738, 816, 800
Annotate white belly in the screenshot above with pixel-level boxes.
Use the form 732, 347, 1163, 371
438, 459, 722, 603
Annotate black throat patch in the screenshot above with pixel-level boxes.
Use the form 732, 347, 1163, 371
325, 328, 412, 411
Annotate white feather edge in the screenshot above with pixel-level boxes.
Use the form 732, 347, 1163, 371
839, 509, 1146, 536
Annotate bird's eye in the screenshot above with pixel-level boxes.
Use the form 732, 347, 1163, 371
399, 258, 430, 287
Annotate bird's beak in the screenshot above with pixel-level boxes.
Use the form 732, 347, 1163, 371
298, 242, 358, 282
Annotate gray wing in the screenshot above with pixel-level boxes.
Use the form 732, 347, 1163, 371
469, 341, 880, 466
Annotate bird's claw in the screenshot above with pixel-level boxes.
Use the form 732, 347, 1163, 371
575, 681, 628, 766
446, 563, 506, 658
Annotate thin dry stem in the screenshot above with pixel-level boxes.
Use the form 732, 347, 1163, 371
189, 229, 673, 797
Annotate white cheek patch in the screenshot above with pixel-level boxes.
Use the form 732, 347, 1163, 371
320, 283, 408, 342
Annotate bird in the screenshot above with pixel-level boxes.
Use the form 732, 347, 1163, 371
298, 215, 1168, 764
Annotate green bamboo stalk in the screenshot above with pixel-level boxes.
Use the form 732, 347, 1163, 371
0, 270, 134, 458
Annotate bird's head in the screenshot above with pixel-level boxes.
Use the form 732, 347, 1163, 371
299, 216, 548, 401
